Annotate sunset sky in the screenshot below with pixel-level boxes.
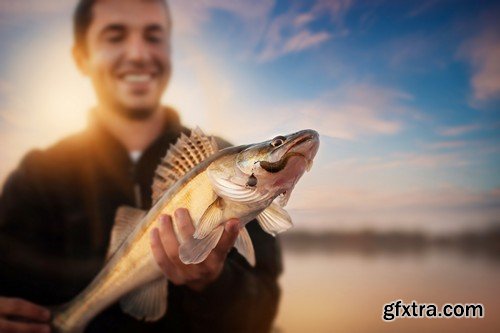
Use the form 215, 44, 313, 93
0, 0, 499, 233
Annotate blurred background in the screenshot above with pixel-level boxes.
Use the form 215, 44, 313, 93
0, 0, 499, 332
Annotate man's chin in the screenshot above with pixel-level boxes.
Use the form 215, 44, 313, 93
123, 107, 156, 120
115, 103, 158, 121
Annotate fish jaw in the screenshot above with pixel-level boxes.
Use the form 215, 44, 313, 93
272, 129, 319, 171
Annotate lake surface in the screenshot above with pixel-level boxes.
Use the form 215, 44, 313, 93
274, 249, 500, 332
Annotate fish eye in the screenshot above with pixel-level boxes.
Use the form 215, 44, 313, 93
270, 136, 286, 148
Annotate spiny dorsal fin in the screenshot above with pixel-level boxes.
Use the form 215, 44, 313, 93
152, 127, 219, 204
120, 277, 168, 321
106, 206, 147, 259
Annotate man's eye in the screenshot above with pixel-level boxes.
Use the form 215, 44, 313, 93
146, 35, 163, 44
106, 34, 123, 43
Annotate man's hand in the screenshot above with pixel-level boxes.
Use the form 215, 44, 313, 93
0, 297, 51, 333
150, 208, 240, 292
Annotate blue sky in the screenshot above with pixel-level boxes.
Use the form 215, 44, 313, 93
0, 0, 499, 233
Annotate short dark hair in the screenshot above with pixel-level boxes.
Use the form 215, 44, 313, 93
73, 0, 171, 53
73, 0, 95, 53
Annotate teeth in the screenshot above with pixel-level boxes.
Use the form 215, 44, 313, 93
123, 74, 151, 83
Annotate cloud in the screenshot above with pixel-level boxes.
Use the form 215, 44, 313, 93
459, 23, 500, 103
171, 0, 353, 62
437, 124, 480, 137
169, 0, 273, 36
425, 140, 467, 150
406, 0, 440, 18
325, 151, 467, 176
204, 82, 413, 143
294, 83, 412, 140
288, 186, 500, 233
256, 0, 352, 62
283, 30, 330, 54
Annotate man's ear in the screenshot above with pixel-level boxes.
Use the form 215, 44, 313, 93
72, 45, 90, 76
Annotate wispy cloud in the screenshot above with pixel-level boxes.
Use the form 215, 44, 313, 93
170, 0, 273, 36
207, 82, 413, 142
327, 151, 467, 174
425, 140, 467, 150
459, 20, 500, 103
288, 186, 500, 233
383, 32, 448, 72
256, 0, 352, 61
437, 124, 480, 137
171, 0, 353, 62
293, 83, 412, 140
406, 0, 440, 18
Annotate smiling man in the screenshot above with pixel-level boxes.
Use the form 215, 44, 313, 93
0, 1, 281, 332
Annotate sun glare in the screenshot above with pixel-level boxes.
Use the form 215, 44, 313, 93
6, 21, 94, 149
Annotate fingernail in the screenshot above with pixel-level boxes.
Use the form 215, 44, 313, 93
159, 215, 169, 225
174, 208, 185, 219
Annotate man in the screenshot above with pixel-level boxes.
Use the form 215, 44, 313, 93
0, 0, 282, 332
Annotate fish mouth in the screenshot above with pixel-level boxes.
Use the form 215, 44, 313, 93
260, 131, 318, 173
260, 151, 306, 173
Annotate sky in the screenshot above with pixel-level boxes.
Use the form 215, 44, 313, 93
0, 0, 499, 234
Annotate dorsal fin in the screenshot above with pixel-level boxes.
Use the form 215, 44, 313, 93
152, 127, 219, 204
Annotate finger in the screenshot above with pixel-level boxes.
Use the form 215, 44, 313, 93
0, 319, 50, 333
157, 215, 182, 265
212, 219, 240, 260
150, 228, 180, 281
174, 208, 195, 243
0, 318, 50, 333
0, 297, 50, 322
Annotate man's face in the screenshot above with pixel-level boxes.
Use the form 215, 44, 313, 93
78, 0, 171, 120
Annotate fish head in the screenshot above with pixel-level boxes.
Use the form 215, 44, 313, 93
239, 129, 319, 193
208, 130, 319, 205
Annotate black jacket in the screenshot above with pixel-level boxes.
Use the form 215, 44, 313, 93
0, 108, 282, 332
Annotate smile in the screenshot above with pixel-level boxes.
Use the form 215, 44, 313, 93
122, 73, 154, 83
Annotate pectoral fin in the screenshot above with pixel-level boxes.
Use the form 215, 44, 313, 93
179, 225, 224, 264
193, 196, 225, 239
257, 203, 293, 236
234, 227, 255, 266
120, 278, 168, 321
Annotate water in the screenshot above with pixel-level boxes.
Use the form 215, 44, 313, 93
274, 250, 500, 332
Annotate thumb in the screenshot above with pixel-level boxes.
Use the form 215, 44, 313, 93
213, 219, 240, 258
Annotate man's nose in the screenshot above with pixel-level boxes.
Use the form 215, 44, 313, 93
125, 35, 151, 62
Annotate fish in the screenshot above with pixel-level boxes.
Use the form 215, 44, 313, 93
52, 128, 320, 332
